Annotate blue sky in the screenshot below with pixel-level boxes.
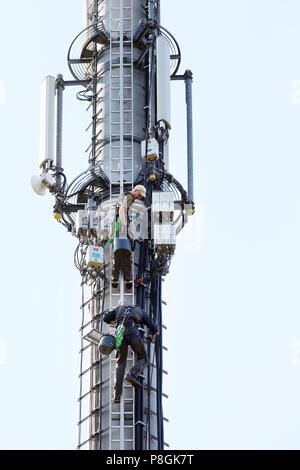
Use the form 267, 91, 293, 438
1, 0, 300, 450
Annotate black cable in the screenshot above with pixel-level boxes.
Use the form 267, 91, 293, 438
62, 165, 110, 205
53, 171, 67, 194
58, 218, 70, 231
76, 89, 93, 102
74, 243, 81, 271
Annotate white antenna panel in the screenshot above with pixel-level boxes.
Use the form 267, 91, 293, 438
156, 36, 171, 129
40, 75, 56, 168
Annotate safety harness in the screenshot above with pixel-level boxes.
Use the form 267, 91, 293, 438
115, 306, 140, 350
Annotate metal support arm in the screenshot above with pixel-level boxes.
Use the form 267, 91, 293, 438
171, 70, 195, 203
184, 70, 194, 204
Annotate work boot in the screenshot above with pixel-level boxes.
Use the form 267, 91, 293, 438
125, 281, 132, 290
113, 394, 120, 404
125, 373, 142, 389
111, 280, 119, 289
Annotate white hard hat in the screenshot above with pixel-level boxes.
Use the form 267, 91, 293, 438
134, 185, 147, 198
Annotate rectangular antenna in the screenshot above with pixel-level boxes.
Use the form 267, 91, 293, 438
156, 36, 171, 130
40, 75, 56, 168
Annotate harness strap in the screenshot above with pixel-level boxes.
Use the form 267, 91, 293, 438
125, 332, 140, 345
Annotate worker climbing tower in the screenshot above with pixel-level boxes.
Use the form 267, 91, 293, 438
32, 0, 194, 450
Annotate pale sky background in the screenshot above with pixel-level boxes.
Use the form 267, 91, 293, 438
1, 0, 300, 450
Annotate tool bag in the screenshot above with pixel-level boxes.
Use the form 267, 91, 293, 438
109, 216, 120, 245
109, 192, 132, 245
115, 324, 124, 351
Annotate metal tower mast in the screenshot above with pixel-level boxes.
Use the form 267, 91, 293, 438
32, 0, 194, 451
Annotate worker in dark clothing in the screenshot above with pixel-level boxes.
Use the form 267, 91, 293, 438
111, 185, 146, 290
103, 304, 158, 403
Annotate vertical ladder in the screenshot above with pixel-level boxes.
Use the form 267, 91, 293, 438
107, 0, 135, 451
109, 0, 134, 190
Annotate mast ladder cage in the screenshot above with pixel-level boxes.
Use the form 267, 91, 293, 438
34, 0, 194, 452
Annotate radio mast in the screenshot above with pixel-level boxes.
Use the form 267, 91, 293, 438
32, 0, 194, 450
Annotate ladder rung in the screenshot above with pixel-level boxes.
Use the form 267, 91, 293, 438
111, 122, 132, 125
111, 122, 133, 126
111, 425, 134, 429
111, 50, 132, 54
111, 110, 132, 113
110, 6, 131, 9
111, 99, 132, 103
110, 439, 134, 443
111, 39, 132, 43
77, 437, 91, 448
79, 365, 93, 378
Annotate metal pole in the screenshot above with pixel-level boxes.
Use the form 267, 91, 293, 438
56, 74, 64, 188
156, 0, 161, 25
184, 70, 194, 203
